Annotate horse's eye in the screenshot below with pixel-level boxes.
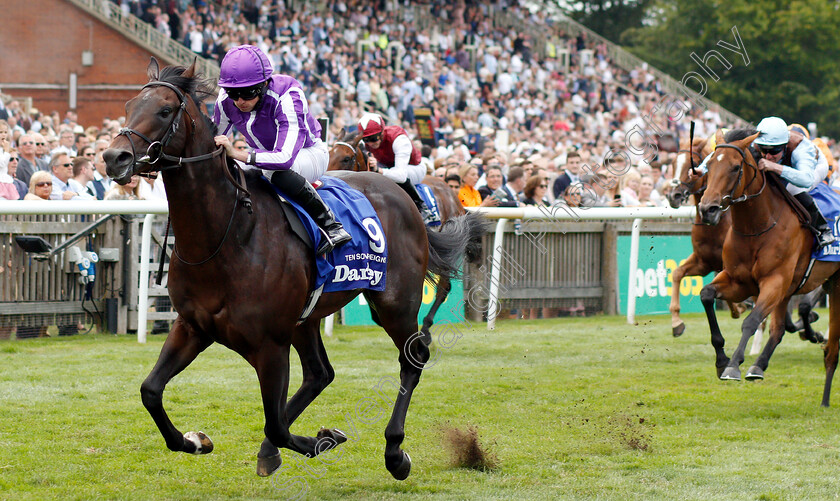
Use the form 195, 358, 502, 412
160, 107, 172, 118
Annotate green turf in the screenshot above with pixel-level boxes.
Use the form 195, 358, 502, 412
1, 312, 839, 500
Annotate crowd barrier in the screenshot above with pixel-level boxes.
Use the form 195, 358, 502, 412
0, 201, 696, 341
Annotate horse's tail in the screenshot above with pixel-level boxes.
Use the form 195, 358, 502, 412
425, 211, 490, 280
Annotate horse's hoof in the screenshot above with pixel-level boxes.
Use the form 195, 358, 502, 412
719, 367, 741, 381
256, 452, 282, 477
184, 431, 213, 455
386, 450, 412, 481
672, 322, 686, 337
316, 428, 348, 448
745, 366, 765, 380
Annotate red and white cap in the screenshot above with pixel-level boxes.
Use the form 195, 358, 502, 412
358, 113, 384, 138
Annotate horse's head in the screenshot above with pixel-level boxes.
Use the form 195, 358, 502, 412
667, 137, 710, 208
698, 130, 761, 225
328, 129, 369, 172
104, 58, 214, 184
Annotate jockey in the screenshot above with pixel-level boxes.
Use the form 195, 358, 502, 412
357, 113, 440, 225
789, 123, 837, 184
754, 117, 834, 248
213, 45, 351, 255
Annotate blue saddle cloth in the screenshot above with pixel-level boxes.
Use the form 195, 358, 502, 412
810, 182, 840, 261
267, 175, 388, 292
416, 183, 442, 227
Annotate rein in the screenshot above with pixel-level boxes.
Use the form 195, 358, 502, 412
672, 149, 707, 196
713, 143, 776, 236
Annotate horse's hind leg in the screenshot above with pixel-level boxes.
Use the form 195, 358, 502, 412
254, 341, 337, 476
256, 320, 339, 477
797, 289, 825, 343
140, 316, 214, 454
821, 278, 840, 407
670, 253, 707, 337
421, 276, 451, 343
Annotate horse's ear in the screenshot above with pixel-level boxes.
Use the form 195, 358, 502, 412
695, 136, 710, 154
740, 132, 760, 147
715, 129, 725, 145
147, 57, 160, 81
183, 57, 197, 79
336, 128, 346, 142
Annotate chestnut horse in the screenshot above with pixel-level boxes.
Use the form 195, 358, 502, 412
667, 133, 824, 342
697, 130, 840, 406
666, 135, 743, 337
328, 130, 472, 340
103, 60, 487, 477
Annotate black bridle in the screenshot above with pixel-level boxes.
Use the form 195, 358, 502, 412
332, 140, 370, 172
116, 81, 225, 173
671, 148, 708, 196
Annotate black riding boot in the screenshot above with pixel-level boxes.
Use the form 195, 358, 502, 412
271, 170, 351, 255
794, 192, 836, 248
397, 180, 440, 225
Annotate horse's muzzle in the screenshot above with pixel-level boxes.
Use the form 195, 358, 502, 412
103, 148, 136, 185
667, 189, 686, 209
698, 203, 722, 225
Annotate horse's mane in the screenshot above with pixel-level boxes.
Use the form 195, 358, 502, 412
157, 65, 218, 134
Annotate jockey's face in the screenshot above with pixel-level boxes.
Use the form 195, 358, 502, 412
363, 133, 382, 149
757, 143, 785, 163
233, 95, 260, 113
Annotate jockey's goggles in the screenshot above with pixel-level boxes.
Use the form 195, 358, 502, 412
362, 133, 382, 143
226, 84, 263, 101
757, 144, 785, 156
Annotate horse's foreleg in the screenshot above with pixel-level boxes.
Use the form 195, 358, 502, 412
745, 301, 789, 380
701, 273, 740, 377
140, 317, 214, 454
722, 275, 786, 381
822, 278, 840, 407
421, 276, 451, 343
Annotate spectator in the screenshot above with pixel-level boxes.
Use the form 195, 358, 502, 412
23, 171, 52, 200
458, 164, 498, 208
478, 164, 504, 200
88, 151, 114, 200
0, 151, 20, 200
68, 157, 97, 199
49, 152, 79, 200
620, 168, 642, 207
104, 175, 143, 200
16, 134, 49, 187
493, 166, 526, 207
580, 172, 621, 207
5, 149, 27, 199
552, 150, 584, 200
51, 127, 76, 157
444, 173, 461, 193
638, 175, 661, 207
521, 175, 549, 206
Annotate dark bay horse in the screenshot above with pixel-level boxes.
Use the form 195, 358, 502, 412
328, 130, 472, 340
668, 133, 824, 343
103, 59, 487, 478
697, 130, 840, 406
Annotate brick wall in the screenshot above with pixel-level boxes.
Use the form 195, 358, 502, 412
0, 0, 179, 127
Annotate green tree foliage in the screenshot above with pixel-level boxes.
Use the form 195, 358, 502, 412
561, 0, 653, 43
619, 0, 840, 136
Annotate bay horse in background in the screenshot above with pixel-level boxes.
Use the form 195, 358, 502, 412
328, 129, 474, 341
667, 132, 824, 343
697, 130, 840, 406
103, 59, 487, 478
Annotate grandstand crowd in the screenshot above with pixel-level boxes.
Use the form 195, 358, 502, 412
0, 0, 838, 209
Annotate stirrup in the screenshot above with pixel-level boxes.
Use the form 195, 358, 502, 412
420, 206, 440, 225
817, 229, 836, 248
316, 225, 351, 255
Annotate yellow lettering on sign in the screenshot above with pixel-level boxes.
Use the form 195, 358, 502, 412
665, 259, 677, 295
422, 276, 438, 304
